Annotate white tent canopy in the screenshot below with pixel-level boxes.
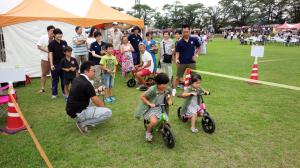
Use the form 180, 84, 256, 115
0, 0, 142, 77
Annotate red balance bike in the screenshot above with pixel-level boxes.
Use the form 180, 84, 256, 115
177, 91, 216, 134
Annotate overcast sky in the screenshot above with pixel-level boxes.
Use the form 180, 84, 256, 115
101, 0, 220, 12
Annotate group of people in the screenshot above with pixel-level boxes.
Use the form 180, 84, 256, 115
36, 23, 206, 138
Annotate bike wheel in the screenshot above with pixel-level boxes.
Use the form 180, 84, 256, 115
127, 78, 136, 87
162, 124, 175, 149
201, 115, 215, 134
177, 107, 188, 122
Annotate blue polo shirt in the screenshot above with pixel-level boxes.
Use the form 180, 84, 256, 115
128, 33, 142, 53
89, 41, 106, 65
175, 36, 200, 64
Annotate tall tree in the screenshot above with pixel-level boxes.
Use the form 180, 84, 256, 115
129, 4, 154, 25
183, 3, 205, 28
219, 0, 259, 26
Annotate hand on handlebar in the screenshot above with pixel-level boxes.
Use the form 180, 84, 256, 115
190, 92, 197, 96
148, 103, 156, 108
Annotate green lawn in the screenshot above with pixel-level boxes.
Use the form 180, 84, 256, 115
1, 39, 299, 168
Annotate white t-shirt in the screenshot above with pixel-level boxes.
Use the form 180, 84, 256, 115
141, 51, 154, 73
108, 28, 123, 50
37, 34, 50, 61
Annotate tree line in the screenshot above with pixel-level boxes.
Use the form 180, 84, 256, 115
113, 0, 300, 32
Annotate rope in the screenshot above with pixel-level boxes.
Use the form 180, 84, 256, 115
9, 94, 53, 168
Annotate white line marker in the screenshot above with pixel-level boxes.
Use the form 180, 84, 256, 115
191, 70, 300, 91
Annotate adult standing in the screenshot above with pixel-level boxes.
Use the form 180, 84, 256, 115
108, 22, 123, 64
90, 31, 107, 88
159, 31, 174, 81
143, 32, 157, 73
128, 26, 143, 65
37, 25, 55, 93
87, 27, 97, 50
172, 24, 200, 96
230, 31, 234, 40
199, 32, 207, 55
48, 28, 68, 99
66, 61, 112, 134
73, 26, 88, 66
87, 27, 97, 63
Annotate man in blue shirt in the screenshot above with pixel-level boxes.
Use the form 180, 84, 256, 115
89, 31, 106, 88
128, 26, 143, 65
173, 24, 200, 96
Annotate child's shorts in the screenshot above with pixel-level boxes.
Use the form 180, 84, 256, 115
63, 77, 74, 85
144, 107, 164, 120
103, 73, 114, 88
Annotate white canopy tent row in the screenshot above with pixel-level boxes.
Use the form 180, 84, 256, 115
0, 0, 144, 77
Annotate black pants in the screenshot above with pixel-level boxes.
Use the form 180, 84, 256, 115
51, 64, 64, 96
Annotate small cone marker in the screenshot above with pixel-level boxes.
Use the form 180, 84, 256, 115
248, 57, 259, 84
184, 68, 191, 91
2, 82, 26, 134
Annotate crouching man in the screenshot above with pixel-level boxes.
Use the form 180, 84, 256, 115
66, 61, 112, 134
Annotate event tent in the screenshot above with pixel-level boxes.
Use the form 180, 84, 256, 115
0, 0, 143, 77
292, 23, 300, 29
276, 23, 295, 29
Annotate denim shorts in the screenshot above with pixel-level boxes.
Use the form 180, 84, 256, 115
103, 73, 114, 88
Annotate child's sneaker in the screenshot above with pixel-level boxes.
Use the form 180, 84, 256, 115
191, 127, 199, 133
104, 97, 112, 103
110, 96, 116, 101
145, 132, 153, 142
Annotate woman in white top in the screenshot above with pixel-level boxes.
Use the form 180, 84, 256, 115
159, 31, 174, 81
87, 27, 97, 49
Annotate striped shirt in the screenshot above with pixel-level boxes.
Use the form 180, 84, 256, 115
72, 34, 88, 56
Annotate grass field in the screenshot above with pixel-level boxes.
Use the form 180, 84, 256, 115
0, 39, 299, 168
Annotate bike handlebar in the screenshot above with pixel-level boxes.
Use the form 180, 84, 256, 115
148, 104, 166, 108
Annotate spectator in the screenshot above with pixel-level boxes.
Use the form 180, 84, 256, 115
60, 46, 79, 101
66, 61, 112, 134
108, 22, 123, 64
73, 26, 88, 66
143, 32, 157, 73
90, 31, 107, 88
48, 28, 68, 99
159, 31, 174, 81
135, 43, 154, 89
128, 26, 143, 65
172, 24, 200, 96
120, 36, 135, 80
37, 25, 55, 93
230, 31, 234, 40
100, 43, 118, 103
87, 27, 97, 50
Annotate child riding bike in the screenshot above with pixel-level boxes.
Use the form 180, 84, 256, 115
179, 74, 209, 133
135, 73, 173, 142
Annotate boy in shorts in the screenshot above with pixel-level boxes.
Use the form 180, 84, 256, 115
60, 46, 79, 101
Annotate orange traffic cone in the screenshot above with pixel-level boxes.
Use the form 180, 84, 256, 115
3, 82, 26, 134
184, 68, 191, 91
248, 57, 259, 84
